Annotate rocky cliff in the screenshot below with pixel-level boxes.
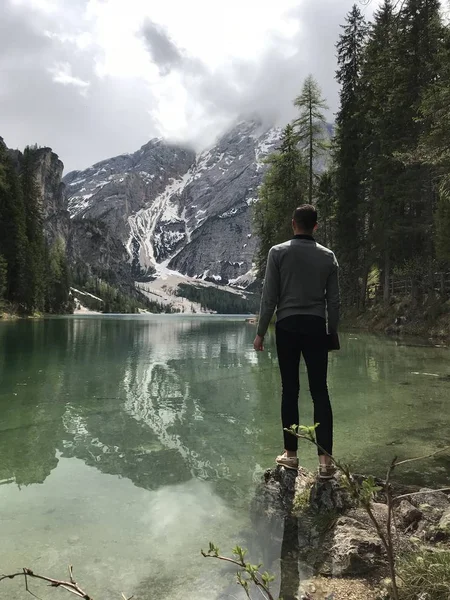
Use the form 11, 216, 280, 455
2, 138, 70, 249
34, 147, 70, 247
64, 120, 282, 291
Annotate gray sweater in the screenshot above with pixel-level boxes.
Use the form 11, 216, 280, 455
257, 237, 340, 337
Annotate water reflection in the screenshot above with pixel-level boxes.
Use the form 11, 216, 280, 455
1, 318, 450, 493
1, 317, 450, 599
0, 317, 275, 497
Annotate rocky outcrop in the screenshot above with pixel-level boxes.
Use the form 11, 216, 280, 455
33, 147, 70, 247
252, 466, 450, 586
64, 139, 196, 284
63, 120, 281, 289
2, 139, 70, 249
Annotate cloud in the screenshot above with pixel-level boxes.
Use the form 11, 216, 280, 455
0, 0, 161, 171
141, 20, 184, 75
1, 0, 380, 172
48, 62, 91, 94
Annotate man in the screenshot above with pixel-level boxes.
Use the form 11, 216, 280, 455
253, 205, 340, 479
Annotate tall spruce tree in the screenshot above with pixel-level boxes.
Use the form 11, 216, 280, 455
293, 75, 329, 204
334, 4, 368, 307
316, 170, 336, 248
360, 0, 399, 301
419, 20, 450, 262
47, 237, 71, 313
254, 124, 308, 277
389, 0, 444, 273
0, 254, 7, 299
0, 144, 28, 305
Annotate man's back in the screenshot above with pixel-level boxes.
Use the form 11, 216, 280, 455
257, 235, 340, 338
253, 205, 340, 479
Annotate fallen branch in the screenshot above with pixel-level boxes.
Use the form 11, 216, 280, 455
0, 566, 133, 600
395, 487, 450, 501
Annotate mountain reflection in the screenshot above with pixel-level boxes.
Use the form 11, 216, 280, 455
0, 317, 272, 494
1, 317, 450, 493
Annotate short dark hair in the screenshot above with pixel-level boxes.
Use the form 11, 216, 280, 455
292, 205, 317, 232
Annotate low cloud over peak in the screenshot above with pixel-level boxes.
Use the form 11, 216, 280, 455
1, 0, 379, 171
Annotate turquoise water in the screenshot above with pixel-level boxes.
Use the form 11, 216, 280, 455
0, 316, 449, 599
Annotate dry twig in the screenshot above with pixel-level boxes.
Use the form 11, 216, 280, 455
0, 566, 133, 600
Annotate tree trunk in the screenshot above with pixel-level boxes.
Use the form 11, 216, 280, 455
309, 98, 313, 204
359, 264, 370, 310
383, 250, 390, 304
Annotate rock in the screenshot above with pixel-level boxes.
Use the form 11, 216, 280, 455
439, 508, 450, 531
3, 140, 70, 261
307, 473, 354, 513
252, 466, 449, 591
397, 500, 423, 529
410, 488, 450, 515
252, 466, 298, 521
329, 511, 386, 576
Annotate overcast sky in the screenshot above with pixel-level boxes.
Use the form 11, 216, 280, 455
1, 0, 379, 172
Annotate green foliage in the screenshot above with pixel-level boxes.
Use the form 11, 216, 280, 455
46, 237, 72, 313
326, 0, 449, 308
21, 147, 47, 313
334, 4, 369, 308
176, 283, 260, 314
254, 124, 308, 277
73, 276, 157, 314
293, 74, 329, 203
293, 486, 311, 513
0, 254, 7, 299
0, 144, 28, 306
316, 170, 336, 248
397, 550, 450, 600
202, 543, 275, 600
0, 144, 73, 315
435, 196, 450, 262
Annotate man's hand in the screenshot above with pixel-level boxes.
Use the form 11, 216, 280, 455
253, 335, 264, 352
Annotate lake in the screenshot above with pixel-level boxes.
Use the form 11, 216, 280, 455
0, 316, 449, 599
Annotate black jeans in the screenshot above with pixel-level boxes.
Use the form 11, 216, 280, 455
276, 323, 333, 455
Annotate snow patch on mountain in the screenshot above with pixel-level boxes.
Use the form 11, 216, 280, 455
126, 170, 194, 270
64, 119, 284, 292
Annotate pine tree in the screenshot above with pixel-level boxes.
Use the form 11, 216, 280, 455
360, 0, 399, 301
0, 145, 28, 305
316, 170, 336, 248
47, 237, 71, 313
0, 254, 7, 299
389, 0, 444, 271
419, 22, 450, 261
334, 4, 368, 307
254, 124, 308, 276
293, 75, 329, 203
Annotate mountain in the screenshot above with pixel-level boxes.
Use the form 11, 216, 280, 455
64, 121, 282, 300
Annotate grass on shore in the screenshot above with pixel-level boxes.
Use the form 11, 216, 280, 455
397, 550, 450, 600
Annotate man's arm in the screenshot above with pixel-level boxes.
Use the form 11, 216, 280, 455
256, 248, 280, 340
326, 255, 340, 334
